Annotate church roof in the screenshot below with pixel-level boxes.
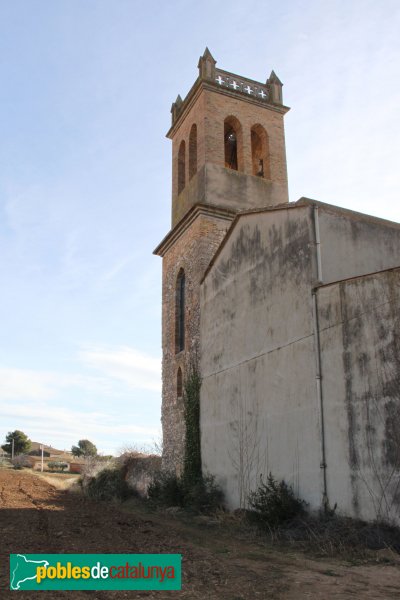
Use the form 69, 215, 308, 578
201, 198, 400, 283
153, 204, 235, 257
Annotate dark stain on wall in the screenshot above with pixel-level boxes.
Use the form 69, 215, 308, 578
338, 270, 400, 516
357, 352, 370, 377
381, 307, 400, 473
319, 302, 332, 323
384, 399, 400, 469
213, 213, 312, 306
377, 323, 387, 340
340, 283, 360, 515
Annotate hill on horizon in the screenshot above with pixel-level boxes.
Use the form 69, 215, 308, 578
30, 442, 72, 457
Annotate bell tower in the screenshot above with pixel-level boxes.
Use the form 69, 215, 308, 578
154, 49, 290, 473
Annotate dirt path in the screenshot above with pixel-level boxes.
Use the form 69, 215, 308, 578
0, 469, 399, 599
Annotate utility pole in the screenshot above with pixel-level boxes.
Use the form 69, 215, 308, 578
11, 437, 15, 461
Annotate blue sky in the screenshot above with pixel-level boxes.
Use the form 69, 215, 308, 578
1, 0, 399, 455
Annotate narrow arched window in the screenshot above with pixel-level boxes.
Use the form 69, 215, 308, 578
251, 124, 270, 179
175, 269, 185, 353
178, 140, 186, 194
189, 124, 197, 180
225, 126, 237, 170
177, 367, 183, 398
224, 116, 243, 171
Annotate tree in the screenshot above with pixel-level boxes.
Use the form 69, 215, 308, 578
71, 439, 97, 457
2, 430, 31, 456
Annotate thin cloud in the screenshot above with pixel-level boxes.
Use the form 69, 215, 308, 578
79, 345, 161, 392
0, 343, 160, 403
0, 367, 115, 401
0, 344, 161, 452
0, 368, 56, 400
99, 255, 137, 284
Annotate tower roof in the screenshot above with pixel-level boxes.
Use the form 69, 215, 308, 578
268, 70, 283, 86
197, 47, 216, 66
167, 50, 289, 136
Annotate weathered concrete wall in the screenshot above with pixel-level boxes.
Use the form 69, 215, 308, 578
317, 268, 400, 524
200, 202, 400, 521
318, 205, 400, 284
200, 206, 324, 509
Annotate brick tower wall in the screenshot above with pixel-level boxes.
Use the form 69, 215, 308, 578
161, 213, 232, 473
171, 88, 289, 226
157, 50, 290, 475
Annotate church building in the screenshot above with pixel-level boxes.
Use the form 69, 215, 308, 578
154, 49, 400, 524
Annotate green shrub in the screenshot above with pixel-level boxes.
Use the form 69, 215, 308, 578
183, 474, 224, 513
86, 468, 131, 501
248, 473, 306, 526
48, 461, 68, 472
148, 471, 185, 507
148, 471, 223, 514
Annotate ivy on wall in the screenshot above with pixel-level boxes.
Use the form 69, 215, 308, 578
183, 361, 202, 485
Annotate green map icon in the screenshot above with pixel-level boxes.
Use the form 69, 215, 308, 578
10, 554, 49, 590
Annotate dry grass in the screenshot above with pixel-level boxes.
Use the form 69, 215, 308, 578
242, 512, 400, 561
29, 470, 80, 490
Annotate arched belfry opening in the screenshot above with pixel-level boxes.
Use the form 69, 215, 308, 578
178, 140, 186, 194
251, 124, 270, 179
175, 268, 185, 353
189, 124, 197, 180
224, 116, 243, 171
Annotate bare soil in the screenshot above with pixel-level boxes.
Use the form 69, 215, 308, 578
1, 469, 400, 599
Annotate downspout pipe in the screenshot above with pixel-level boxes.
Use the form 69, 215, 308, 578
312, 205, 328, 511
314, 205, 323, 283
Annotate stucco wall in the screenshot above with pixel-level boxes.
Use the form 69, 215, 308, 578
200, 202, 400, 521
173, 164, 288, 226
318, 206, 400, 284
200, 206, 324, 509
317, 269, 400, 524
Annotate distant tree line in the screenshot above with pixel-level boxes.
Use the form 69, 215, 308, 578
1, 431, 98, 460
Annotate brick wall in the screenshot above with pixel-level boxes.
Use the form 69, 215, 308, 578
171, 92, 206, 208
161, 213, 232, 473
161, 74, 289, 474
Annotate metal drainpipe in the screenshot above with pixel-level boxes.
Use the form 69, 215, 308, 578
312, 205, 328, 511
314, 205, 322, 282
